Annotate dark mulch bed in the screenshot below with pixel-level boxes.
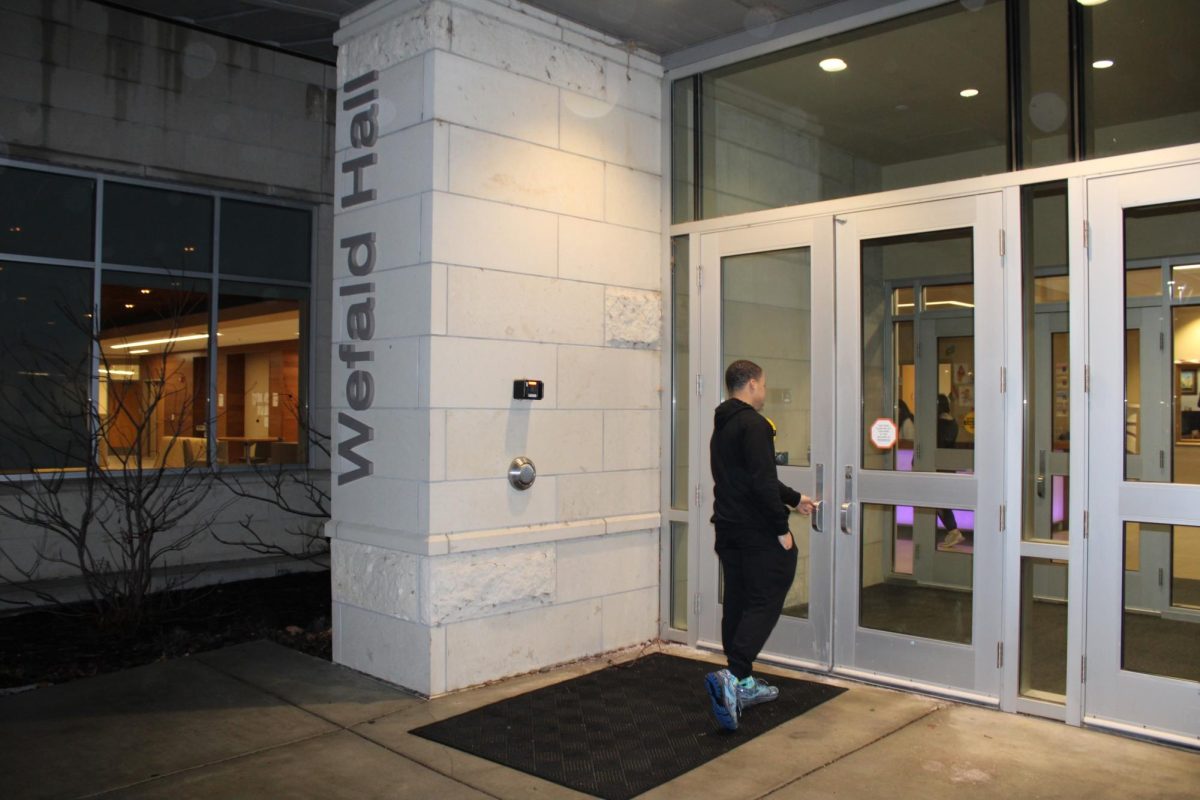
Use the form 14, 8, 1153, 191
0, 570, 332, 690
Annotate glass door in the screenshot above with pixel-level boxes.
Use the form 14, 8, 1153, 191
696, 217, 835, 668
833, 194, 1005, 698
1085, 164, 1200, 742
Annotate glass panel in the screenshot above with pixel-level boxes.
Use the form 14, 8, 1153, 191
1122, 521, 1200, 684
669, 521, 688, 630
1019, 557, 1067, 702
0, 262, 93, 472
98, 272, 210, 470
0, 166, 95, 261
860, 503, 973, 644
1022, 182, 1070, 542
216, 281, 307, 465
219, 200, 311, 281
1125, 201, 1200, 484
1169, 263, 1200, 303
670, 78, 696, 224
721, 247, 811, 467
670, 237, 689, 510
1017, 0, 1071, 167
1175, 525, 1200, 610
892, 286, 914, 315
102, 182, 213, 271
1125, 268, 1162, 298
922, 283, 974, 311
862, 228, 974, 473
1082, 0, 1200, 159
699, 0, 1007, 217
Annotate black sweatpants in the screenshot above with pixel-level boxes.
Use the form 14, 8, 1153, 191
717, 543, 798, 680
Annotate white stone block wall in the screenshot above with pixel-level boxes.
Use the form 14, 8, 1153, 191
331, 0, 663, 694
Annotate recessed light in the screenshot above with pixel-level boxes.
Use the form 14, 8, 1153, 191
1077, 0, 1108, 7
140, 288, 151, 294
819, 57, 847, 72
960, 88, 980, 98
124, 303, 135, 309
1092, 59, 1114, 69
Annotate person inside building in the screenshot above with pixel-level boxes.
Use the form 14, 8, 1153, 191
936, 393, 965, 548
705, 359, 816, 731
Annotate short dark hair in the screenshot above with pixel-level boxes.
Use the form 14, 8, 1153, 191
725, 359, 762, 393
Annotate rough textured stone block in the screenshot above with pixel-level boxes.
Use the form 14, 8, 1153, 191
605, 287, 662, 349
425, 545, 555, 624
332, 539, 422, 621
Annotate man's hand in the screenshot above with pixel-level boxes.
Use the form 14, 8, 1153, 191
778, 531, 794, 550
793, 495, 818, 515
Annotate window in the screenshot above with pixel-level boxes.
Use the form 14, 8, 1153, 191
0, 159, 313, 474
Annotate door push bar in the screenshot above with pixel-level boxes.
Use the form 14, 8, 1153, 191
840, 464, 855, 535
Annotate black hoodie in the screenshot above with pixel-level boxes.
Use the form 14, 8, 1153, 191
710, 398, 801, 549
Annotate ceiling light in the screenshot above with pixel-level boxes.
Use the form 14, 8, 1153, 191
140, 288, 151, 294
7, 226, 20, 233
819, 57, 847, 72
129, 349, 150, 354
960, 88, 979, 98
99, 368, 136, 376
1076, 0, 1108, 7
124, 303, 135, 309
1092, 59, 1114, 69
110, 333, 210, 350
925, 300, 976, 309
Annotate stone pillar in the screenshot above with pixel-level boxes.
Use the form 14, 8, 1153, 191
329, 0, 664, 695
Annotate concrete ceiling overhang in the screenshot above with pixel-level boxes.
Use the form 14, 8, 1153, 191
100, 0, 863, 63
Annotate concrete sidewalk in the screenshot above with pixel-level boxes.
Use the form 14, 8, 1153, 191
1, 641, 1196, 799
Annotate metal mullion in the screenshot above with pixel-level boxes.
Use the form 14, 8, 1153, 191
96, 262, 216, 280
1006, 0, 1023, 170
0, 254, 96, 269
208, 201, 221, 467
214, 273, 313, 290
304, 205, 318, 468
90, 181, 105, 468
1068, 0, 1085, 160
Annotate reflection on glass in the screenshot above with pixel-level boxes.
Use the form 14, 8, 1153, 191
1124, 201, 1200, 485
1122, 521, 1200, 684
670, 78, 696, 224
781, 523, 810, 620
216, 282, 306, 466
671, 237, 689, 510
0, 262, 93, 472
862, 229, 974, 474
670, 521, 688, 630
721, 248, 811, 467
860, 503, 973, 644
700, 0, 1007, 217
1022, 182, 1070, 542
219, 200, 311, 282
98, 273, 210, 470
1019, 557, 1067, 701
1082, 0, 1200, 159
0, 167, 95, 261
102, 183, 213, 271
1017, 0, 1071, 168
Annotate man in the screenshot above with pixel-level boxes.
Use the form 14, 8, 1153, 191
705, 359, 816, 731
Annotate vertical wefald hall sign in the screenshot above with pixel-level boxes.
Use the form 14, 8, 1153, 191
336, 70, 380, 485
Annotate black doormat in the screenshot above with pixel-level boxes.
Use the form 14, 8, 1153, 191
410, 653, 846, 800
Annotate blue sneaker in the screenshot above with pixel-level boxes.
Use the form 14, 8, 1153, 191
705, 668, 740, 731
736, 675, 780, 708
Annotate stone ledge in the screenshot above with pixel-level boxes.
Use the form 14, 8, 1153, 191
327, 512, 662, 556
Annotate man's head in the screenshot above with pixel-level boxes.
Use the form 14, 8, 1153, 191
725, 359, 767, 411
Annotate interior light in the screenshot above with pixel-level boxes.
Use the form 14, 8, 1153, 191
1173, 264, 1200, 271
1076, 0, 1108, 7
182, 245, 196, 253
99, 368, 136, 376
1092, 59, 1114, 69
7, 226, 20, 233
16, 296, 27, 302
124, 303, 135, 309
819, 57, 847, 72
960, 88, 979, 98
129, 349, 150, 354
925, 300, 976, 309
140, 288, 152, 294
895, 302, 915, 309
110, 333, 210, 350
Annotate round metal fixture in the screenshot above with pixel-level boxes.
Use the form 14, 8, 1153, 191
508, 456, 536, 490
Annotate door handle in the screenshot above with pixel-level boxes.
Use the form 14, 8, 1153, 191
1036, 449, 1046, 498
811, 463, 824, 533
840, 464, 854, 535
